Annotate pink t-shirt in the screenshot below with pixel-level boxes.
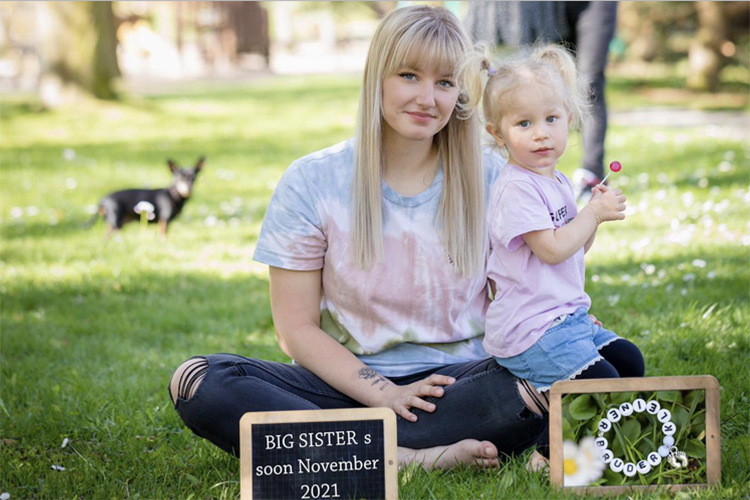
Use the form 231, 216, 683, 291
484, 164, 591, 358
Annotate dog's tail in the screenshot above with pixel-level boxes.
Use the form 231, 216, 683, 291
82, 204, 104, 228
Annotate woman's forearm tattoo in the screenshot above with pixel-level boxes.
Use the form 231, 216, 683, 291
357, 367, 390, 391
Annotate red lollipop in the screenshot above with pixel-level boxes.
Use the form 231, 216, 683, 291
599, 161, 622, 185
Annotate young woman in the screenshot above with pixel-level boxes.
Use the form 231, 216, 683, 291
169, 5, 547, 469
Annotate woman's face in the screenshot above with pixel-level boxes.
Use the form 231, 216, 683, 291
381, 65, 460, 144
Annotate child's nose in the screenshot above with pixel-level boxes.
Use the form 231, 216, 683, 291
533, 123, 550, 139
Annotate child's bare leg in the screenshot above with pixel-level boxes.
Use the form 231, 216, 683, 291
398, 439, 499, 470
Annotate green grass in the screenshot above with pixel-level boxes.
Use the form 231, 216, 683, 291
1, 72, 749, 499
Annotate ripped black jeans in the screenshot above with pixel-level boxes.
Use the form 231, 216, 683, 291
169, 354, 546, 457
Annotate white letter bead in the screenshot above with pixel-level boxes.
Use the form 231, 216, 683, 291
657, 409, 671, 423
663, 436, 675, 446
633, 398, 646, 412
658, 445, 671, 457
619, 402, 633, 416
623, 462, 637, 477
595, 437, 608, 448
647, 400, 661, 414
647, 452, 662, 466
662, 421, 676, 435
601, 449, 613, 463
598, 418, 612, 433
610, 458, 624, 473
607, 408, 621, 422
637, 460, 652, 474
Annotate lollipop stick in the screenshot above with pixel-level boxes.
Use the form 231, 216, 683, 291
598, 171, 613, 185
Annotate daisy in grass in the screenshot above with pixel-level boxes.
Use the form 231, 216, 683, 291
563, 437, 605, 487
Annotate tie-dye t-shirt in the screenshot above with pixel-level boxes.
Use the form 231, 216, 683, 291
253, 139, 505, 377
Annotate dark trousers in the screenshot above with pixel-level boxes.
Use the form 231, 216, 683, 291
565, 1, 619, 178
169, 355, 546, 457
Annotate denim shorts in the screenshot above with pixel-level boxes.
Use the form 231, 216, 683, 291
495, 307, 620, 392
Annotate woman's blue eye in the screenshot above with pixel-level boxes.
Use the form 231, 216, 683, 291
438, 80, 455, 88
399, 72, 417, 80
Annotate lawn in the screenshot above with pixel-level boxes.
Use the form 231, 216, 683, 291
1, 71, 748, 499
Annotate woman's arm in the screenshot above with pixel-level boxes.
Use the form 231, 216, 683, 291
522, 188, 626, 265
269, 266, 454, 421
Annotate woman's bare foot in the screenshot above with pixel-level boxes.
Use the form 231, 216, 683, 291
398, 439, 499, 470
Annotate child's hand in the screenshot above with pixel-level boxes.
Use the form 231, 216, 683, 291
590, 184, 608, 199
587, 187, 626, 223
589, 314, 603, 327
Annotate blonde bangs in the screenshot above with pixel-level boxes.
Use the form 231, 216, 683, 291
384, 18, 466, 77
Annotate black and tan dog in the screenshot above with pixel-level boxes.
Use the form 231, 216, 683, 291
87, 157, 205, 238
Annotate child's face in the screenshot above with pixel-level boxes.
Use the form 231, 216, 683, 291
487, 85, 570, 177
381, 65, 459, 145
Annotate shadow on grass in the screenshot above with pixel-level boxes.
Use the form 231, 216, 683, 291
2, 269, 279, 368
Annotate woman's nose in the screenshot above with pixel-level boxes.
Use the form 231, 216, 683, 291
415, 83, 436, 108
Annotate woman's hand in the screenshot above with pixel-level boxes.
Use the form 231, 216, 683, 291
382, 374, 456, 422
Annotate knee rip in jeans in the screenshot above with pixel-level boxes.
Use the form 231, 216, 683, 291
517, 378, 549, 418
170, 357, 208, 405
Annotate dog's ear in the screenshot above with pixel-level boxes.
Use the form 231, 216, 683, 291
195, 156, 206, 172
167, 159, 179, 173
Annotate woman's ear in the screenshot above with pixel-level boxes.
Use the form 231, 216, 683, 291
485, 123, 505, 148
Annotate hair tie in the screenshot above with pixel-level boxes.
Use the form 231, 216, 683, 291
487, 67, 496, 76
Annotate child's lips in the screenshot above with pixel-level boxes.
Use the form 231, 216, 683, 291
533, 148, 553, 155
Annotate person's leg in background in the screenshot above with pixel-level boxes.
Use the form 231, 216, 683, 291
566, 1, 619, 202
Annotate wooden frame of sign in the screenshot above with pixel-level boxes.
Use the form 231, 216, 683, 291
549, 376, 720, 495
240, 408, 398, 500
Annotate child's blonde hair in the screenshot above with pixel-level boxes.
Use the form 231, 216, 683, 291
459, 43, 590, 144
352, 5, 484, 277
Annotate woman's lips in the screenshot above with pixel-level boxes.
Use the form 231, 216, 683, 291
407, 112, 435, 123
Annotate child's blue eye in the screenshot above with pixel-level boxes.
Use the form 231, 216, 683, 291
519, 120, 531, 127
547, 116, 558, 123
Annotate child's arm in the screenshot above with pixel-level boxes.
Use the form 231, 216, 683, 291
523, 188, 626, 265
583, 185, 609, 253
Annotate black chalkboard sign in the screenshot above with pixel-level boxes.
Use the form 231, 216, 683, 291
240, 408, 398, 500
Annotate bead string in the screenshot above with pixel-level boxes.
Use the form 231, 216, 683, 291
594, 398, 685, 477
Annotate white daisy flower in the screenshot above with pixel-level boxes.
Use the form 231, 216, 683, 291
563, 437, 605, 487
133, 201, 156, 221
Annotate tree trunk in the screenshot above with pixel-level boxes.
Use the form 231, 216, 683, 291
39, 1, 120, 102
687, 1, 726, 92
92, 1, 121, 99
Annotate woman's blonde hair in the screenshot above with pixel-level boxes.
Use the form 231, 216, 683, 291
459, 43, 590, 153
352, 5, 484, 278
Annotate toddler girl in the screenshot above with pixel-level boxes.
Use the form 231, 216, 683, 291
461, 45, 644, 400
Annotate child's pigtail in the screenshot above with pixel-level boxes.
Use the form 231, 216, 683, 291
535, 44, 590, 130
455, 44, 493, 121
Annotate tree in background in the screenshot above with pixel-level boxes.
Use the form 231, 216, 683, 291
617, 1, 748, 92
40, 1, 120, 100
687, 1, 745, 91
